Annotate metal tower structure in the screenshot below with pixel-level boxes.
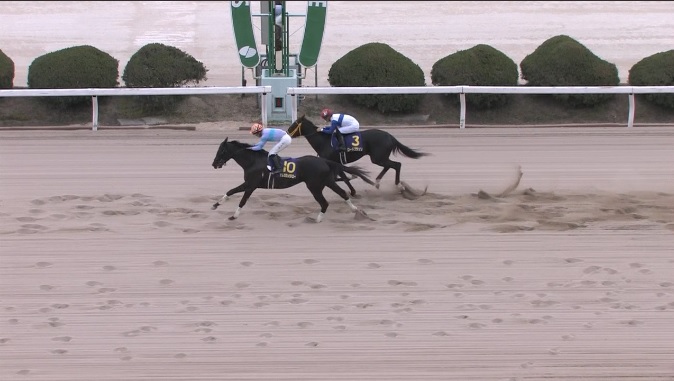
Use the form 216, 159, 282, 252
231, 1, 327, 124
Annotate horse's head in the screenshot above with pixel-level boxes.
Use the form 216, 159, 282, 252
287, 114, 319, 138
213, 138, 256, 169
212, 137, 231, 169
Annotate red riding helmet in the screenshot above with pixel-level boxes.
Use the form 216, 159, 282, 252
320, 108, 333, 121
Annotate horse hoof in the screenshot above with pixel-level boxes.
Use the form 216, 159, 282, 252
228, 216, 237, 221
211, 203, 219, 210
355, 209, 375, 221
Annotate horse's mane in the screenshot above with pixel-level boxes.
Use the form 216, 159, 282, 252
228, 139, 253, 149
227, 139, 268, 156
298, 115, 320, 129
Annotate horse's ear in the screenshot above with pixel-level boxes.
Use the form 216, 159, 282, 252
224, 137, 228, 143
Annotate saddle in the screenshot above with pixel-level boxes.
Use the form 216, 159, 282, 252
330, 132, 360, 152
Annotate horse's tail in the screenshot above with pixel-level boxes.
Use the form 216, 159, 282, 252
392, 137, 429, 159
327, 160, 376, 186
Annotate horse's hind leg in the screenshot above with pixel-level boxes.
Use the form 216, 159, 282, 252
337, 170, 358, 197
306, 184, 329, 223
390, 160, 403, 189
326, 181, 358, 212
371, 160, 401, 189
373, 167, 389, 189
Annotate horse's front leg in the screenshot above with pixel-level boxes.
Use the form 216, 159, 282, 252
229, 187, 257, 220
326, 181, 359, 212
212, 182, 247, 210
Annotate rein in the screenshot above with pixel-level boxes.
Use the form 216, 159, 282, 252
229, 144, 271, 164
220, 145, 251, 165
228, 147, 248, 158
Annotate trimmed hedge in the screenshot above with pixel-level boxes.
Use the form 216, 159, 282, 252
122, 43, 207, 112
520, 35, 619, 107
27, 45, 119, 108
0, 49, 14, 89
122, 43, 207, 87
628, 50, 674, 110
327, 42, 425, 114
431, 44, 518, 109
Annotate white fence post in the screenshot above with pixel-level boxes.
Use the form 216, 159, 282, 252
459, 93, 466, 129
92, 96, 99, 131
290, 94, 298, 122
628, 93, 635, 129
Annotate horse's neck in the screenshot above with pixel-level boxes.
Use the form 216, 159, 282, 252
305, 132, 331, 155
233, 150, 265, 168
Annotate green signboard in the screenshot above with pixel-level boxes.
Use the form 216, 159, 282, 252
298, 1, 327, 68
230, 1, 260, 68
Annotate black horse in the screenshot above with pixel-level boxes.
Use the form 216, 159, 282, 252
211, 138, 374, 222
287, 115, 429, 195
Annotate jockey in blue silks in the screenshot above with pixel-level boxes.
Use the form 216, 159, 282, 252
319, 108, 360, 152
249, 123, 291, 175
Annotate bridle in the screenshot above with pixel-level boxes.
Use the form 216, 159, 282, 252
288, 119, 318, 137
217, 144, 248, 166
287, 120, 303, 137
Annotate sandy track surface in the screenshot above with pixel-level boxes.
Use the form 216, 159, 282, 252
1, 126, 673, 380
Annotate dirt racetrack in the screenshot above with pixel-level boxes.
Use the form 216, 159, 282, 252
1, 125, 674, 380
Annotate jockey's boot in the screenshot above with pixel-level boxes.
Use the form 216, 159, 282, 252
269, 154, 283, 175
334, 130, 346, 152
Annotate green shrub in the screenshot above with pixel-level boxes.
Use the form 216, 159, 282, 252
628, 50, 674, 110
27, 45, 119, 108
122, 43, 208, 113
520, 35, 619, 107
327, 42, 425, 114
431, 44, 518, 109
0, 49, 15, 89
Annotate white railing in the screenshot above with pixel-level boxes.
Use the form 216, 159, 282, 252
0, 86, 272, 131
3, 85, 672, 130
287, 86, 674, 129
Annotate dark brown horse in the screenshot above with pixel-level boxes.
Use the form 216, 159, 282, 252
287, 115, 429, 196
211, 138, 374, 222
